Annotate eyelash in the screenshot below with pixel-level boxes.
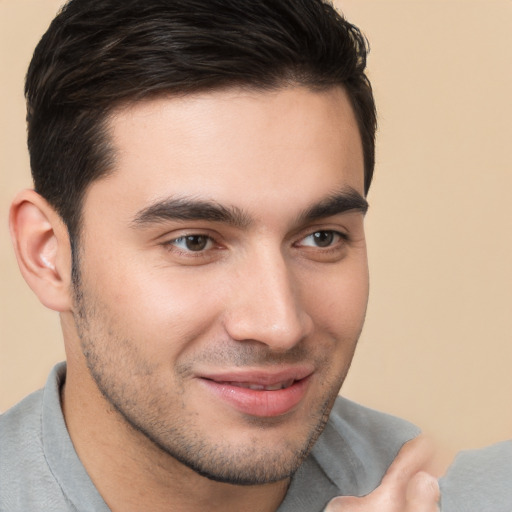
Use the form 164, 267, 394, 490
163, 229, 349, 256
164, 234, 217, 255
295, 230, 349, 250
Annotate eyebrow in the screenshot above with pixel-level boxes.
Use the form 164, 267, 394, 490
298, 188, 369, 223
131, 196, 252, 228
131, 188, 368, 230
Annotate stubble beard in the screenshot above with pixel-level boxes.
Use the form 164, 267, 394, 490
71, 265, 354, 486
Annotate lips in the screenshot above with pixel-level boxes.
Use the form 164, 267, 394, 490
218, 379, 295, 391
198, 367, 313, 417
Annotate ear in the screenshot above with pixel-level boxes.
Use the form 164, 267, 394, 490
9, 189, 74, 312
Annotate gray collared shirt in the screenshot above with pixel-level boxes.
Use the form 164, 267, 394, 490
9, 363, 498, 511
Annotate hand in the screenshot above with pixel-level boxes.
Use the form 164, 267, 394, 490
324, 435, 440, 511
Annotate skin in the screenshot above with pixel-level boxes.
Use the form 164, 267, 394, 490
326, 435, 440, 512
10, 85, 437, 511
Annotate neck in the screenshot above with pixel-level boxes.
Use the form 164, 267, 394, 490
61, 365, 290, 512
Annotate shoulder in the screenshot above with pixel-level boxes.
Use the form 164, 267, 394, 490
311, 396, 421, 496
0, 389, 63, 510
0, 388, 45, 462
440, 440, 512, 512
0, 367, 77, 511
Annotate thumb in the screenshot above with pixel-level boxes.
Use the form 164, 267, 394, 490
325, 473, 440, 512
379, 434, 436, 491
324, 435, 439, 511
406, 471, 440, 510
324, 495, 365, 511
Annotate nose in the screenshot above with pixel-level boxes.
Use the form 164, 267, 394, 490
223, 248, 313, 351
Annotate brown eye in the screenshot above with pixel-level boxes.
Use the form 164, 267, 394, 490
297, 230, 347, 249
311, 231, 334, 247
295, 229, 349, 263
184, 235, 209, 251
169, 235, 212, 252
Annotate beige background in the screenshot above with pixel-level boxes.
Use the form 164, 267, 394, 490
1, 0, 511, 465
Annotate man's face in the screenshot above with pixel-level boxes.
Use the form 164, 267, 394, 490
71, 86, 369, 484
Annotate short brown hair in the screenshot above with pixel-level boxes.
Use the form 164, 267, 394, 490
26, 0, 376, 241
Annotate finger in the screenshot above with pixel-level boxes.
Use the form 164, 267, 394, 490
324, 495, 364, 511
380, 434, 435, 492
324, 436, 438, 512
406, 471, 440, 512
325, 476, 440, 512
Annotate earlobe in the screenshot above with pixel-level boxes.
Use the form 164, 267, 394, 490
9, 189, 73, 312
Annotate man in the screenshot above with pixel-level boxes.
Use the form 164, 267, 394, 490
0, 0, 441, 510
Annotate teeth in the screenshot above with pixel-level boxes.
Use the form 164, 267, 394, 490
247, 384, 265, 390
230, 379, 295, 391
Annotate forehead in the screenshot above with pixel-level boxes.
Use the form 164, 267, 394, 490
85, 86, 364, 222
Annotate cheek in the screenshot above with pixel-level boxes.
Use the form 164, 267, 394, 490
80, 250, 227, 358
302, 260, 369, 336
